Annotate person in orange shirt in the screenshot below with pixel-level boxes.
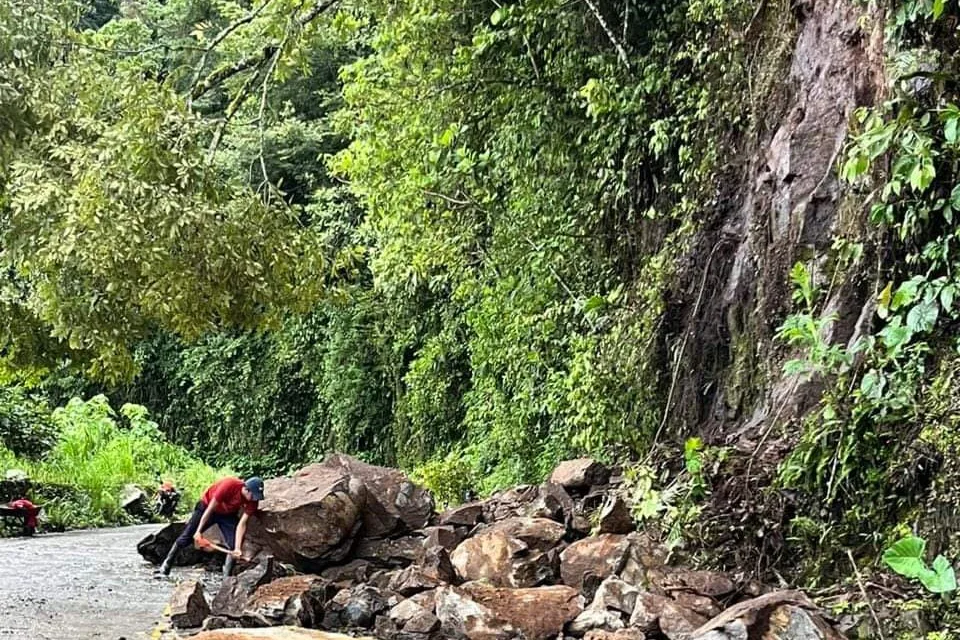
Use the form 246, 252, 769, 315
160, 476, 264, 577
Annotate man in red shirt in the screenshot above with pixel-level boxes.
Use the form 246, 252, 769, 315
160, 476, 264, 577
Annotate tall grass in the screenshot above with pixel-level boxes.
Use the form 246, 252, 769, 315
1, 395, 230, 530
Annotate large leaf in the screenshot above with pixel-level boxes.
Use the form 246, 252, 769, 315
920, 555, 957, 593
906, 300, 939, 333
883, 536, 927, 579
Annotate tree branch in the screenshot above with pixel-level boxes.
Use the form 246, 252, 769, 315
583, 0, 630, 68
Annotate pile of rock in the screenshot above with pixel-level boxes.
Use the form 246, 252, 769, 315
141, 455, 844, 640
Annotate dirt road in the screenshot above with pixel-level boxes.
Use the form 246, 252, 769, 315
0, 525, 208, 640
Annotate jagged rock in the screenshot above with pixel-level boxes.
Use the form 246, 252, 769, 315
436, 583, 582, 640
525, 482, 576, 523
673, 591, 721, 619
693, 620, 749, 640
596, 495, 633, 535
389, 548, 456, 595
618, 533, 669, 586
763, 605, 843, 640
660, 570, 736, 598
242, 575, 331, 627
549, 459, 610, 490
560, 534, 631, 588
355, 535, 425, 567
212, 557, 285, 617
244, 464, 363, 568
320, 559, 373, 587
422, 525, 465, 551
567, 609, 625, 635
659, 600, 709, 640
192, 628, 375, 639
322, 585, 390, 629
450, 517, 564, 587
243, 455, 433, 569
689, 591, 828, 640
629, 592, 675, 633
324, 454, 434, 537
121, 484, 148, 517
439, 503, 485, 527
590, 577, 639, 615
169, 580, 210, 629
137, 522, 207, 566
482, 485, 541, 522
389, 598, 441, 634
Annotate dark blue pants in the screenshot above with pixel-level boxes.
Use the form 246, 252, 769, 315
173, 501, 239, 550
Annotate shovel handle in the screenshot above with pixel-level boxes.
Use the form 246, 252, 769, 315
196, 535, 248, 560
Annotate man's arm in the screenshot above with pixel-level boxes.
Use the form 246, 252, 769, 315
233, 511, 250, 557
194, 497, 218, 541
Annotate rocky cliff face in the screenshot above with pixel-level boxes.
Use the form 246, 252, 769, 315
669, 0, 884, 443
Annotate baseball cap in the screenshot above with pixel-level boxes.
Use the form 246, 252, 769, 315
245, 477, 265, 501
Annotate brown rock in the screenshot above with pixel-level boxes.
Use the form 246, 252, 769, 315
659, 601, 709, 640
137, 522, 207, 566
409, 588, 439, 613
439, 502, 485, 527
169, 580, 210, 629
629, 592, 674, 633
549, 459, 610, 490
596, 496, 633, 535
672, 591, 721, 619
200, 616, 242, 632
192, 628, 375, 639
389, 598, 441, 634
619, 533, 669, 586
689, 591, 820, 639
436, 583, 582, 640
212, 557, 286, 618
355, 535, 426, 567
322, 585, 390, 629
560, 534, 631, 588
244, 464, 363, 568
590, 577, 640, 615
320, 559, 373, 587
422, 525, 465, 551
525, 483, 576, 523
482, 485, 540, 522
451, 518, 564, 587
242, 575, 331, 628
663, 570, 736, 598
325, 454, 434, 537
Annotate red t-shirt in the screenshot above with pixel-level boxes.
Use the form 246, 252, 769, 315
202, 478, 258, 515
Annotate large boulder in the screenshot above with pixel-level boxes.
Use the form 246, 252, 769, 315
450, 517, 564, 587
324, 454, 434, 537
137, 523, 203, 566
436, 582, 582, 640
560, 534, 632, 588
243, 464, 363, 569
244, 455, 434, 570
242, 575, 331, 628
321, 585, 391, 630
169, 580, 211, 629
549, 459, 610, 490
191, 628, 375, 640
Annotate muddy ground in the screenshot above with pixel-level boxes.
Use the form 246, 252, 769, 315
0, 524, 216, 640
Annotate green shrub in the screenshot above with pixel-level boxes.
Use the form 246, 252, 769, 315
0, 395, 226, 530
0, 386, 58, 459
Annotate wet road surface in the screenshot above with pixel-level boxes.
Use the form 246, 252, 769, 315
0, 525, 210, 640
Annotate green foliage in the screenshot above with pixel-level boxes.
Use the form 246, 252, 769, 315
0, 386, 57, 459
884, 536, 958, 594
411, 448, 478, 509
0, 395, 225, 530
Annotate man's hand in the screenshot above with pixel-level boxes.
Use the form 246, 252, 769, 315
193, 532, 203, 544
230, 549, 243, 559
